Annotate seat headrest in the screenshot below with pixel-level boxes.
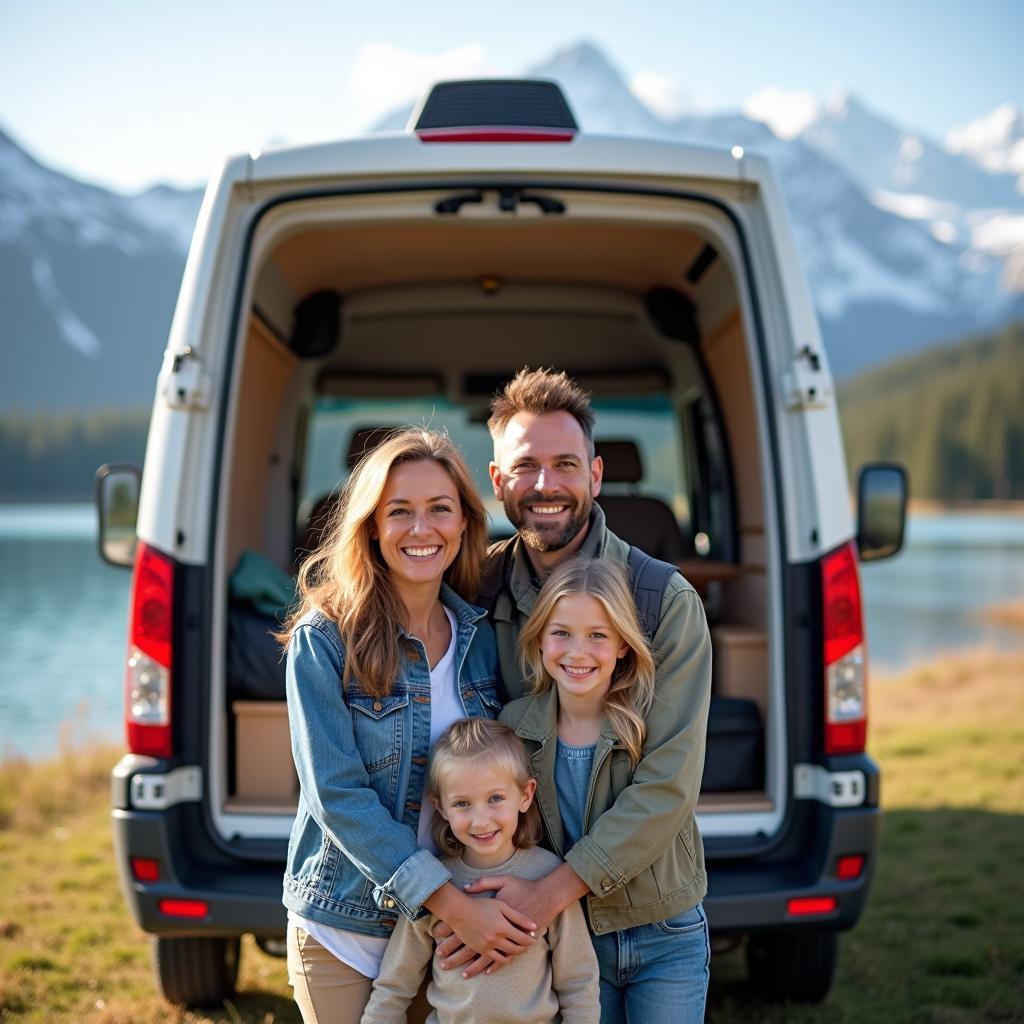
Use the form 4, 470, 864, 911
596, 440, 643, 484
346, 426, 394, 469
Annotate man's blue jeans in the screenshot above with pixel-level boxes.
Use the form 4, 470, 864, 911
590, 903, 710, 1023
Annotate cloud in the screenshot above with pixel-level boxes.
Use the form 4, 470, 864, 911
629, 71, 694, 120
350, 43, 494, 123
743, 87, 821, 139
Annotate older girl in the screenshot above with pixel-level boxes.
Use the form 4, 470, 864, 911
282, 429, 536, 1024
501, 557, 710, 1024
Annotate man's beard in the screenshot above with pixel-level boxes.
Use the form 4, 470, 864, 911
503, 490, 592, 553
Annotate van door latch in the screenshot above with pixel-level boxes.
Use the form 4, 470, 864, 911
782, 345, 830, 410
162, 346, 211, 410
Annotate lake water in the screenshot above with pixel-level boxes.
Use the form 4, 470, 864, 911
2, 504, 1023, 759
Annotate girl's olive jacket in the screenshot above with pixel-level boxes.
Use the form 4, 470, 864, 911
492, 506, 712, 934
500, 679, 709, 934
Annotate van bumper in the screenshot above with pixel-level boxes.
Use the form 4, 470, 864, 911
704, 803, 880, 934
112, 806, 288, 937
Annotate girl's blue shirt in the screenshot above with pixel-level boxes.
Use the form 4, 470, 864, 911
282, 584, 501, 935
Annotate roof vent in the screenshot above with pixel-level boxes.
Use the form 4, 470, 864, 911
410, 79, 578, 142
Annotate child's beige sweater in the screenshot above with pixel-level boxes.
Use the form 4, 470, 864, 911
360, 845, 599, 1024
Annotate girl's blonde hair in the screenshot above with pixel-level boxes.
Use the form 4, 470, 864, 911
281, 429, 487, 698
428, 718, 543, 858
518, 558, 655, 766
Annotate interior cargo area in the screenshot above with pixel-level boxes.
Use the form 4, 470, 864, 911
214, 187, 778, 839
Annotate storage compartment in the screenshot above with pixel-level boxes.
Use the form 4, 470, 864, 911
701, 696, 764, 792
229, 700, 297, 811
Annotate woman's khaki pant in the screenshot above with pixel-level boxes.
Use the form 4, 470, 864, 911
287, 923, 431, 1024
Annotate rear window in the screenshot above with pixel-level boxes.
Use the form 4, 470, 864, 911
299, 394, 734, 555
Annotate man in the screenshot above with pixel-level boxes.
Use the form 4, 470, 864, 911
438, 367, 712, 1012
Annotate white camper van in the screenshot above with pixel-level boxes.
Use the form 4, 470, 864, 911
97, 80, 907, 1009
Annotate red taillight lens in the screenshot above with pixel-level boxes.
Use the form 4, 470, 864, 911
836, 854, 865, 880
131, 857, 160, 882
131, 542, 173, 666
415, 126, 576, 143
787, 896, 838, 917
126, 542, 173, 758
821, 542, 867, 755
822, 542, 863, 665
159, 899, 209, 919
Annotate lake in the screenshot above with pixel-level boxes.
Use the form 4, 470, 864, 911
2, 504, 1023, 759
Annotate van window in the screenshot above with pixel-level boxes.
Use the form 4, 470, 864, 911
298, 394, 716, 547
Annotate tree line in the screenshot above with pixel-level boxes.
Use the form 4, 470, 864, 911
838, 320, 1024, 501
0, 408, 149, 501
1, 321, 1021, 502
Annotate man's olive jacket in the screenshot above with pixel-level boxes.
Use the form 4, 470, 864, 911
489, 505, 712, 933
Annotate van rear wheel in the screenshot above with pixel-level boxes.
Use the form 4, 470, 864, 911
152, 935, 240, 1008
745, 930, 838, 1003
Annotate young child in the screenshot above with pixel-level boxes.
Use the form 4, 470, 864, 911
501, 557, 710, 1024
360, 717, 600, 1024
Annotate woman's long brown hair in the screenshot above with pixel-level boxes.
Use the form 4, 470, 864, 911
281, 429, 487, 698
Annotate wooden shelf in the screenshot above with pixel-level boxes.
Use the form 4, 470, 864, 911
676, 559, 743, 592
697, 790, 773, 814
224, 795, 298, 814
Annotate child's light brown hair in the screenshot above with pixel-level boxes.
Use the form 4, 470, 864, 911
518, 557, 656, 766
428, 718, 543, 857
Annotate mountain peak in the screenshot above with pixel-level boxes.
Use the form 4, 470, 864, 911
536, 40, 620, 77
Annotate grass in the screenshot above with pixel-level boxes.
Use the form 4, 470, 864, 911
1, 652, 1023, 1022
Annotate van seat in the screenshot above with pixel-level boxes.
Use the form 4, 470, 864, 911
596, 440, 687, 563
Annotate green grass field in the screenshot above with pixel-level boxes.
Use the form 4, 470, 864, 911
1, 652, 1022, 1023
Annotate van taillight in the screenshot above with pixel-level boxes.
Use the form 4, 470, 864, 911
126, 541, 173, 758
821, 542, 866, 755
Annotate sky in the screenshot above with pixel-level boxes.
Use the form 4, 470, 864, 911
1, 0, 1022, 194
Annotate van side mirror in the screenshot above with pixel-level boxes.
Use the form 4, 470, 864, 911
96, 463, 142, 567
856, 463, 907, 562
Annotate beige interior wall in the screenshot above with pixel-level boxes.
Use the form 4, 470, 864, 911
225, 315, 299, 569
702, 309, 767, 630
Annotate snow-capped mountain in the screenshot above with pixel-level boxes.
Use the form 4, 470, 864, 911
3, 41, 1021, 409
524, 45, 1024, 373
0, 126, 202, 408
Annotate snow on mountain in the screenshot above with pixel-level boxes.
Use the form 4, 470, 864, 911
743, 89, 1024, 309
742, 88, 821, 140
794, 93, 1023, 212
946, 103, 1024, 178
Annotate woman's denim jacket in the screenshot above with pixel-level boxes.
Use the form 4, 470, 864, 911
283, 584, 501, 936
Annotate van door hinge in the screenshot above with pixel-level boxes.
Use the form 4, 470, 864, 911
162, 346, 211, 410
782, 345, 830, 410
793, 763, 865, 807
130, 766, 202, 810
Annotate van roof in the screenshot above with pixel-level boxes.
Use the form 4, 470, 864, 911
235, 130, 771, 190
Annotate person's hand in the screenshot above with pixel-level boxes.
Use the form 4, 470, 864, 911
462, 875, 559, 934
426, 885, 536, 977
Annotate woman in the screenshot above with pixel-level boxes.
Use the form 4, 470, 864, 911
281, 429, 537, 1024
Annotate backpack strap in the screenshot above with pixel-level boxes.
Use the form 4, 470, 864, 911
477, 537, 516, 615
627, 545, 677, 641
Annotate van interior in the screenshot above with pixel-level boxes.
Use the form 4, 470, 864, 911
214, 186, 778, 842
